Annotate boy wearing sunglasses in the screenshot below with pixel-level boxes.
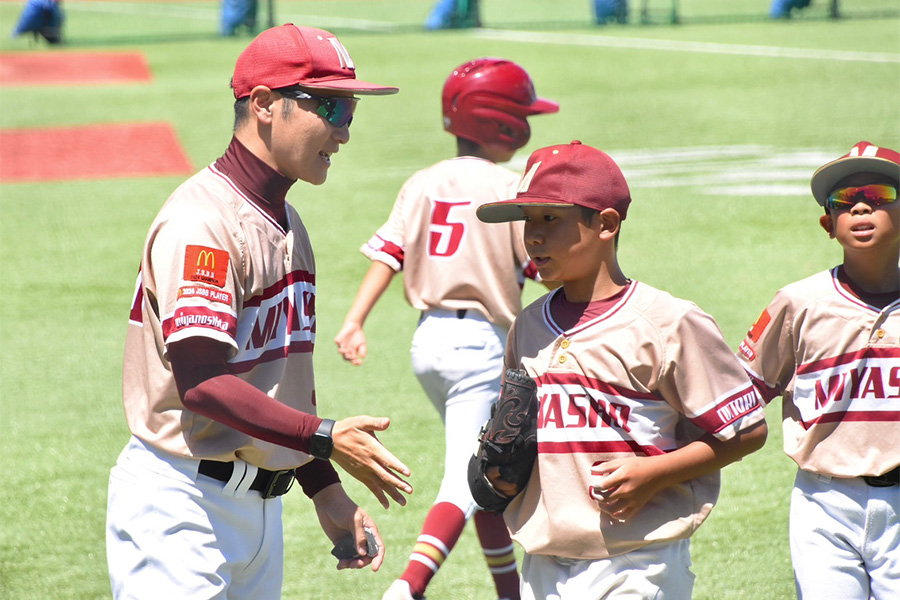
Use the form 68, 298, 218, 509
335, 58, 558, 600
736, 141, 900, 599
107, 24, 414, 599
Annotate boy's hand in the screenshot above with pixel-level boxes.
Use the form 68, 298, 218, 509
486, 465, 520, 497
590, 457, 668, 522
334, 322, 367, 365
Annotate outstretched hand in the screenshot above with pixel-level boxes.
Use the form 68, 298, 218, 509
330, 415, 413, 509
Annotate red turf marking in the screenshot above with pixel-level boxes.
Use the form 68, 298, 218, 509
0, 51, 152, 86
0, 122, 195, 182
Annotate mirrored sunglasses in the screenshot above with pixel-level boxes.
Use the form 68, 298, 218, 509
826, 184, 898, 211
277, 88, 358, 128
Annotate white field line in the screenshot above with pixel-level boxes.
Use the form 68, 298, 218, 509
474, 29, 900, 64
65, 2, 399, 31
63, 4, 900, 64
66, 1, 219, 21
504, 146, 831, 195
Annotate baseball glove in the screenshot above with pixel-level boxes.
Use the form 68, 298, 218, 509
467, 368, 539, 512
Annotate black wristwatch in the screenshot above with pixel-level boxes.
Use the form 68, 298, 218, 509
310, 418, 335, 460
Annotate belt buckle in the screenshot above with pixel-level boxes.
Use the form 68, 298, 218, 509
261, 470, 295, 499
862, 466, 900, 488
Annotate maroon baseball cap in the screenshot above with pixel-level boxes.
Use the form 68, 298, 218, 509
232, 23, 399, 98
810, 141, 900, 206
477, 140, 631, 223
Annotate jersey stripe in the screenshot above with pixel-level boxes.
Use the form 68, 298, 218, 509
242, 269, 316, 308
538, 439, 666, 456
536, 370, 660, 402
797, 346, 900, 374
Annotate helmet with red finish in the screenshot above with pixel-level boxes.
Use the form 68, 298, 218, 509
441, 58, 559, 151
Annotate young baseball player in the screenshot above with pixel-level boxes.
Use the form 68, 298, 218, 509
475, 140, 768, 599
736, 141, 899, 599
334, 58, 559, 600
106, 24, 414, 599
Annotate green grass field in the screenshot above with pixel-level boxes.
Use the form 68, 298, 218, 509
1, 1, 898, 598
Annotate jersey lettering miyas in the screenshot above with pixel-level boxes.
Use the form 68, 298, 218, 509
738, 267, 900, 477
124, 163, 318, 470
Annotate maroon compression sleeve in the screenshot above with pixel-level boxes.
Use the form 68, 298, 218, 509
168, 337, 320, 453
294, 458, 341, 498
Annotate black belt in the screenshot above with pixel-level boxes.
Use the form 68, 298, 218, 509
862, 465, 900, 487
419, 309, 468, 322
198, 460, 295, 498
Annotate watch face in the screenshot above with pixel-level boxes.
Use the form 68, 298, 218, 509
312, 420, 335, 459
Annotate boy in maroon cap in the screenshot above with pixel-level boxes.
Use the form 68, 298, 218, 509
736, 141, 899, 599
474, 141, 768, 599
106, 24, 412, 599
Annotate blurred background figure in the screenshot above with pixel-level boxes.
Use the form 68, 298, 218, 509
425, 0, 480, 29
11, 0, 64, 44
770, 0, 812, 19
425, 0, 630, 29
593, 0, 629, 23
221, 0, 258, 36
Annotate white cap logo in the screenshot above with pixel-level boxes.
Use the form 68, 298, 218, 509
517, 161, 541, 194
849, 143, 880, 158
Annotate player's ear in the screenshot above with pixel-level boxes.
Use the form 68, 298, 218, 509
819, 213, 835, 238
248, 86, 277, 125
597, 208, 621, 241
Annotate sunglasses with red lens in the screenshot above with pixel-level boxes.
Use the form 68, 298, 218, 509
826, 184, 898, 211
277, 88, 358, 128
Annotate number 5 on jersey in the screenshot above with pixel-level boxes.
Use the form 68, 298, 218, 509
429, 199, 470, 258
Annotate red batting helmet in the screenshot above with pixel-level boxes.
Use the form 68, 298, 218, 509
441, 58, 559, 151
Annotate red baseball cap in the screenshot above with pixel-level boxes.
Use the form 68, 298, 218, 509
477, 141, 631, 223
810, 141, 900, 206
232, 23, 399, 98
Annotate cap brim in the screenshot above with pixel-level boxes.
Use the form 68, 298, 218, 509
811, 156, 900, 206
301, 78, 398, 96
526, 97, 560, 115
476, 199, 574, 223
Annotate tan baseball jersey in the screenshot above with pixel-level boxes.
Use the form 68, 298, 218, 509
123, 163, 317, 470
361, 157, 537, 329
502, 282, 766, 560
737, 267, 900, 477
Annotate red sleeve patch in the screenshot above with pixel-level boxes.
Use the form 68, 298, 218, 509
747, 309, 771, 343
184, 245, 229, 288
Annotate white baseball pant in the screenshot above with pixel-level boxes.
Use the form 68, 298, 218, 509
519, 539, 694, 600
411, 308, 507, 517
106, 436, 284, 600
790, 469, 900, 600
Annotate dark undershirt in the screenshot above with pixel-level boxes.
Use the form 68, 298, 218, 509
214, 136, 293, 230
835, 265, 899, 309
170, 137, 338, 497
549, 285, 630, 332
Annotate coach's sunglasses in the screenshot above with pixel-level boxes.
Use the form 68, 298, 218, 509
826, 184, 898, 211
277, 87, 358, 128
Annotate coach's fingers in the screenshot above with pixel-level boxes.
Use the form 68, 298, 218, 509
340, 416, 413, 477
331, 416, 413, 507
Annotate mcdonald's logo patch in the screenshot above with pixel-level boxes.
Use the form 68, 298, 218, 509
747, 309, 771, 343
184, 245, 229, 288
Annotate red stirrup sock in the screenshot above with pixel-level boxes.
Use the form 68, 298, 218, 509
399, 502, 467, 597
474, 510, 520, 600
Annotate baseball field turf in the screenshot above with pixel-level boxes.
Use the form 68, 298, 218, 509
1, 1, 898, 598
